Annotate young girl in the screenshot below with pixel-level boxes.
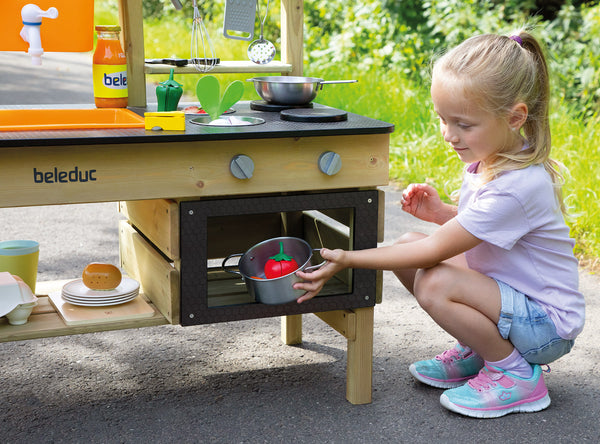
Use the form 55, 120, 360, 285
294, 31, 585, 418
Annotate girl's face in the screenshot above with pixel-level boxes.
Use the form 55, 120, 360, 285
431, 75, 523, 167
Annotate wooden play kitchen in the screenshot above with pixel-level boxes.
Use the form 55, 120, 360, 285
0, 1, 393, 405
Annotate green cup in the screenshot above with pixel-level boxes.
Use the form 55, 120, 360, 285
0, 240, 39, 293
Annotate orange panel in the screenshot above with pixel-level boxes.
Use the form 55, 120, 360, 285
0, 108, 145, 131
0, 1, 94, 52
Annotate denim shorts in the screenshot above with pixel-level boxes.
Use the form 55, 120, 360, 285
495, 279, 574, 364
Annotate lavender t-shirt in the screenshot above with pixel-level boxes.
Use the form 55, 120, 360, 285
456, 162, 585, 340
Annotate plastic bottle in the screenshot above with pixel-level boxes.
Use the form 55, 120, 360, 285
93, 25, 128, 108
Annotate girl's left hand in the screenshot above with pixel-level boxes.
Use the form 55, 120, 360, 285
293, 248, 346, 303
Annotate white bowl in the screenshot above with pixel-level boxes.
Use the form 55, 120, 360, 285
6, 301, 37, 325
0, 272, 38, 324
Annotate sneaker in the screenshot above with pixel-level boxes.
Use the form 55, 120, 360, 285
409, 345, 484, 388
440, 364, 551, 418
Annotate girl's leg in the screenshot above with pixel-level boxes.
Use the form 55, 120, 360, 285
396, 235, 549, 417
412, 262, 513, 362
397, 233, 485, 388
392, 231, 512, 361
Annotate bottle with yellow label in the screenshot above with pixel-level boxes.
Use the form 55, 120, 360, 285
93, 25, 128, 108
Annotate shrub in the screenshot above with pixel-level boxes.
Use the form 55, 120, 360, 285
304, 0, 600, 117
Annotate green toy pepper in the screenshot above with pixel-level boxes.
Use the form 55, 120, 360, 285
156, 68, 183, 112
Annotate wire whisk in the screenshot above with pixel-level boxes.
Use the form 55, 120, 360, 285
191, 0, 217, 73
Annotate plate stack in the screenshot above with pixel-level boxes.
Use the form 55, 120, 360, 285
61, 278, 140, 307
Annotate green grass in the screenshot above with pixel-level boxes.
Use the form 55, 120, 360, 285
551, 106, 600, 267
96, 1, 600, 267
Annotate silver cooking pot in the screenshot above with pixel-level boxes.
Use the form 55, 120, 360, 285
222, 236, 325, 305
247, 76, 357, 106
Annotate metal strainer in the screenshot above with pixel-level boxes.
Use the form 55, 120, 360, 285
247, 0, 276, 64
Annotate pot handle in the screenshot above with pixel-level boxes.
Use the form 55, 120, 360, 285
303, 248, 327, 272
222, 253, 243, 277
318, 80, 357, 90
304, 261, 327, 272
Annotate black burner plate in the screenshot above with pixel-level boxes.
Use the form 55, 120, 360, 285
250, 100, 313, 112
280, 108, 348, 123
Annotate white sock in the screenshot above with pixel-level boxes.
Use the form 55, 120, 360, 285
486, 348, 533, 379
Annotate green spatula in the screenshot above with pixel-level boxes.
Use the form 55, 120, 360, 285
196, 75, 220, 121
196, 76, 244, 121
219, 80, 244, 116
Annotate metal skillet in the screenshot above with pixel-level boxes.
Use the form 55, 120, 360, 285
247, 76, 357, 106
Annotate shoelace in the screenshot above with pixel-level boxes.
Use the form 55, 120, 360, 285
467, 364, 552, 392
435, 348, 463, 364
467, 365, 504, 391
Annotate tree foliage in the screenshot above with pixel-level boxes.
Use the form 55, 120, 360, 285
134, 0, 599, 117
304, 0, 600, 117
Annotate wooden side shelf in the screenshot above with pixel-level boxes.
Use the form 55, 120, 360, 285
0, 282, 168, 343
144, 61, 293, 75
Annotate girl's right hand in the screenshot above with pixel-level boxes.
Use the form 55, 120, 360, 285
293, 248, 346, 303
401, 183, 446, 224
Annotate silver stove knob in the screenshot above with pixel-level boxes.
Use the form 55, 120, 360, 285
318, 151, 342, 176
230, 154, 254, 179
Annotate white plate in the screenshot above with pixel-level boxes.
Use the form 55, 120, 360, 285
61, 290, 138, 303
61, 289, 139, 301
62, 278, 140, 298
61, 293, 139, 307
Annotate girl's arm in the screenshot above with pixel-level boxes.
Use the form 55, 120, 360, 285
294, 218, 480, 302
402, 183, 457, 225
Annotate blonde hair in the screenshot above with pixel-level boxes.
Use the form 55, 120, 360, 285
433, 32, 566, 213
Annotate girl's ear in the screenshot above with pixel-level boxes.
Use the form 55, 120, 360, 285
509, 102, 528, 130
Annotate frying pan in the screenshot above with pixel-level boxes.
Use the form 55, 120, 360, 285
247, 76, 357, 105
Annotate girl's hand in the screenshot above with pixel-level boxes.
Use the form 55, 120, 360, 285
293, 248, 346, 303
401, 183, 453, 225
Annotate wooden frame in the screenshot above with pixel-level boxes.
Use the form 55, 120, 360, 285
118, 0, 305, 107
114, 0, 374, 404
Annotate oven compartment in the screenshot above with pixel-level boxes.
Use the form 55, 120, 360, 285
119, 190, 383, 326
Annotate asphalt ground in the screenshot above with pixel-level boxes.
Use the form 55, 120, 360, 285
1, 51, 599, 443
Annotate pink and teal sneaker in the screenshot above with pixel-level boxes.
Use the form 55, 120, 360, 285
409, 345, 484, 388
440, 364, 551, 418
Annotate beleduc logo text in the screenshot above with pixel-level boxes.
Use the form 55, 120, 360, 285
33, 167, 97, 183
103, 71, 127, 89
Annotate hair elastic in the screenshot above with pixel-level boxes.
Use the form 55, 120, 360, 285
510, 35, 523, 47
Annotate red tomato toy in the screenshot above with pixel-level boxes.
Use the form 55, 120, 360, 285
264, 242, 299, 279
183, 105, 207, 114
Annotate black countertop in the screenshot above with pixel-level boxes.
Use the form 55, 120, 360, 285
0, 102, 394, 148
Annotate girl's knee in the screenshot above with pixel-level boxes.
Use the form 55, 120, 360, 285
413, 265, 453, 311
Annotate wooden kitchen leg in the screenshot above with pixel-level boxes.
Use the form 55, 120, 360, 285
346, 306, 374, 405
281, 314, 303, 345
315, 307, 374, 404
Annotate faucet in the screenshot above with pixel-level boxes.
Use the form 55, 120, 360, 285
20, 4, 59, 65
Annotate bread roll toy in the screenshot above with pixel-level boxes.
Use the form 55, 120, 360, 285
82, 263, 122, 290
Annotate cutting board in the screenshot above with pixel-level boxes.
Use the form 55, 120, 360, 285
48, 291, 156, 326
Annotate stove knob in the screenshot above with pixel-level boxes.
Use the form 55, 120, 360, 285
230, 154, 254, 179
318, 151, 342, 176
